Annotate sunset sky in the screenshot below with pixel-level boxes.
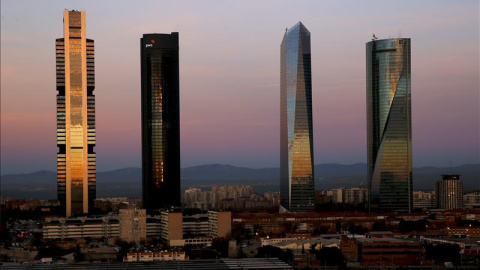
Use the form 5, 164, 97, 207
1, 0, 479, 174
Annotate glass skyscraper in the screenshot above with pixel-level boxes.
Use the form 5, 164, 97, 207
56, 10, 96, 217
141, 33, 180, 212
366, 38, 412, 213
280, 22, 315, 212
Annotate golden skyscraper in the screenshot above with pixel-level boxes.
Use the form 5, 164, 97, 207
56, 10, 96, 217
280, 22, 315, 212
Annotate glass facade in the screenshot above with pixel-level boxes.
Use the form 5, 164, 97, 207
366, 38, 412, 213
141, 33, 181, 212
280, 22, 315, 212
56, 10, 96, 217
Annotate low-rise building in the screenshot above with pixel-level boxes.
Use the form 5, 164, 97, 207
359, 238, 422, 266
183, 186, 278, 211
43, 209, 231, 245
123, 250, 187, 262
413, 191, 435, 210
43, 216, 120, 239
340, 237, 422, 266
464, 190, 480, 209
327, 187, 368, 204
445, 226, 480, 237
340, 236, 358, 262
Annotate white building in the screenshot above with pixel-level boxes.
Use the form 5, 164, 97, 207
413, 191, 436, 210
124, 251, 187, 262
43, 216, 119, 239
464, 190, 480, 209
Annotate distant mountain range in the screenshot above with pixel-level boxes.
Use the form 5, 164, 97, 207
1, 164, 479, 199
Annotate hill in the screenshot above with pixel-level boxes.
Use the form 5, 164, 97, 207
1, 164, 478, 199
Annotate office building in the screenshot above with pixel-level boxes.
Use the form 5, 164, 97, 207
435, 174, 464, 210
56, 10, 96, 217
280, 22, 315, 212
366, 37, 412, 213
141, 33, 180, 212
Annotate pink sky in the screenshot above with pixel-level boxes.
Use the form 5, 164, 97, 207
1, 0, 479, 174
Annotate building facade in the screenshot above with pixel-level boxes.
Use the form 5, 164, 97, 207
208, 210, 231, 238
119, 208, 147, 243
280, 22, 315, 212
56, 10, 96, 217
366, 38, 412, 213
435, 174, 464, 210
158, 209, 231, 246
124, 251, 187, 262
344, 187, 369, 204
328, 187, 368, 205
464, 190, 480, 209
141, 33, 181, 212
413, 190, 436, 210
182, 186, 278, 211
43, 216, 119, 240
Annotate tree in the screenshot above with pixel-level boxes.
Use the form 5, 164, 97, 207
425, 243, 461, 265
115, 239, 135, 261
398, 219, 427, 233
347, 222, 367, 235
313, 247, 345, 267
232, 225, 245, 240
372, 221, 387, 231
211, 237, 229, 257
256, 245, 294, 265
74, 244, 84, 262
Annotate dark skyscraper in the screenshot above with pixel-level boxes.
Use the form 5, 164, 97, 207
435, 175, 464, 210
141, 33, 180, 212
56, 10, 96, 217
366, 37, 412, 213
280, 22, 315, 212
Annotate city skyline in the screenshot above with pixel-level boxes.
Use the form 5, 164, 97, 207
1, 1, 479, 175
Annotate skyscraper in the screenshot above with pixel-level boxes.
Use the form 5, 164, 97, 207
435, 174, 464, 210
280, 22, 315, 212
141, 33, 180, 212
366, 37, 412, 213
56, 10, 96, 217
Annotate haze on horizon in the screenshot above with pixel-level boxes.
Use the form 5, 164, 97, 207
1, 0, 479, 175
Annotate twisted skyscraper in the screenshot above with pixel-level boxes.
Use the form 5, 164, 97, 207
366, 38, 412, 213
280, 22, 315, 212
56, 10, 96, 217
